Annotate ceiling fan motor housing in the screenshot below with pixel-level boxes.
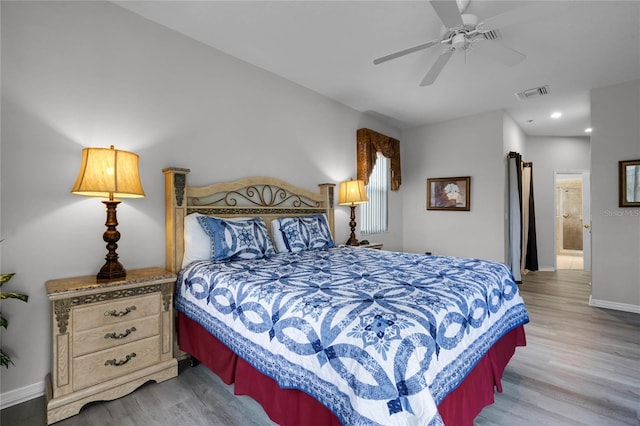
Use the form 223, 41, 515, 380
451, 33, 466, 50
441, 14, 479, 50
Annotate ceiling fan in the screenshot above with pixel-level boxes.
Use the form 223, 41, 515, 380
374, 0, 560, 87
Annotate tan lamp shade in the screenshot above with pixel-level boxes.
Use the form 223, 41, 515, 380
338, 179, 368, 206
71, 145, 145, 199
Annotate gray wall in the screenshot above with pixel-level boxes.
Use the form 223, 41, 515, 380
401, 111, 511, 261
525, 137, 591, 270
590, 79, 640, 311
0, 1, 402, 403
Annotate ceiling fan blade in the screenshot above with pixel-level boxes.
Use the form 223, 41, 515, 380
480, 2, 569, 31
373, 40, 441, 65
420, 50, 454, 87
481, 41, 525, 67
430, 0, 464, 28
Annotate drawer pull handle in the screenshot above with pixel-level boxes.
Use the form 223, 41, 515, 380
104, 306, 136, 317
104, 327, 136, 340
104, 353, 136, 367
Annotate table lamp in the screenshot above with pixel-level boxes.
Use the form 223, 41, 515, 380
338, 178, 368, 246
71, 145, 145, 281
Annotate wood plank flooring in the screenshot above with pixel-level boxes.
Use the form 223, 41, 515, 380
2, 270, 639, 425
556, 252, 584, 270
476, 271, 639, 426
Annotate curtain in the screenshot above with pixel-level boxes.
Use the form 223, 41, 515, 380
507, 152, 523, 281
521, 163, 531, 272
356, 128, 402, 191
522, 163, 539, 271
507, 152, 539, 282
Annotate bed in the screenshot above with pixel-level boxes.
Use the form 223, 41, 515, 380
164, 168, 529, 426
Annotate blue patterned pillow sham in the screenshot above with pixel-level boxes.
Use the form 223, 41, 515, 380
197, 216, 275, 261
275, 214, 335, 252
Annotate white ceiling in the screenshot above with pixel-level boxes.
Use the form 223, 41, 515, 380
115, 1, 640, 136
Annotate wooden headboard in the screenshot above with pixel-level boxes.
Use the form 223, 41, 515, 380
163, 168, 336, 273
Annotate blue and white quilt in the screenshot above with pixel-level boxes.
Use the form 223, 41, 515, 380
175, 247, 529, 426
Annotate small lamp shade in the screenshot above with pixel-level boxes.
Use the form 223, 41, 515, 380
71, 145, 145, 199
338, 179, 368, 206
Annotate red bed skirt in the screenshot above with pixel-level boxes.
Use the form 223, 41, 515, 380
178, 313, 526, 426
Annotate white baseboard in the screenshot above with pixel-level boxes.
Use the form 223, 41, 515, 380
534, 267, 593, 272
0, 380, 45, 410
589, 296, 640, 314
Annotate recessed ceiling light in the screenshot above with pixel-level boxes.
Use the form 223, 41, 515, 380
550, 111, 562, 119
585, 127, 592, 133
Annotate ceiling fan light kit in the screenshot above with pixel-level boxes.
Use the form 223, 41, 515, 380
373, 0, 556, 87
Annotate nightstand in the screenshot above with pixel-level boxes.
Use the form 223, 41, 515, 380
358, 242, 383, 250
45, 267, 178, 424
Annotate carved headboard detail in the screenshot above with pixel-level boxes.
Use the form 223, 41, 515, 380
163, 168, 335, 273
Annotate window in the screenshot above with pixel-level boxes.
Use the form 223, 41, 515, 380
361, 152, 389, 234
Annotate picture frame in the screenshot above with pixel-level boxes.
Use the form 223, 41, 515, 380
619, 159, 640, 207
427, 176, 471, 211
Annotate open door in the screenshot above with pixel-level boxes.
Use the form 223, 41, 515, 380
555, 172, 589, 270
561, 185, 583, 250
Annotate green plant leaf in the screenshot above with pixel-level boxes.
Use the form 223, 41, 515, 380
1, 350, 14, 368
0, 261, 26, 369
0, 292, 28, 302
0, 273, 15, 286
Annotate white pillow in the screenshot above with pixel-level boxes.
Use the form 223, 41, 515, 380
182, 213, 254, 268
271, 218, 288, 253
182, 213, 211, 268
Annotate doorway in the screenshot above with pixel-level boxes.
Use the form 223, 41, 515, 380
555, 172, 590, 270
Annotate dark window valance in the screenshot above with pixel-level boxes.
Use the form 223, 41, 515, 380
356, 128, 402, 191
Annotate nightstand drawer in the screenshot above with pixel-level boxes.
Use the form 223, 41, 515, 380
73, 293, 160, 332
73, 335, 160, 391
73, 315, 160, 357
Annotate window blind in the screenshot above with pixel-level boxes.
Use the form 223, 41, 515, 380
361, 153, 388, 234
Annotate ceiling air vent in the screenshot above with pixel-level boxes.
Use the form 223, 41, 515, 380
515, 85, 550, 101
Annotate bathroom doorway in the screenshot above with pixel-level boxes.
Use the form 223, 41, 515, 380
555, 172, 590, 270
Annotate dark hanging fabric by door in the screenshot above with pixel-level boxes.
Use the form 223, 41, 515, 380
507, 152, 539, 281
507, 152, 523, 282
523, 162, 539, 271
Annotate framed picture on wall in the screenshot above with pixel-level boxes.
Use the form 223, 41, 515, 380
619, 159, 640, 207
427, 176, 471, 211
